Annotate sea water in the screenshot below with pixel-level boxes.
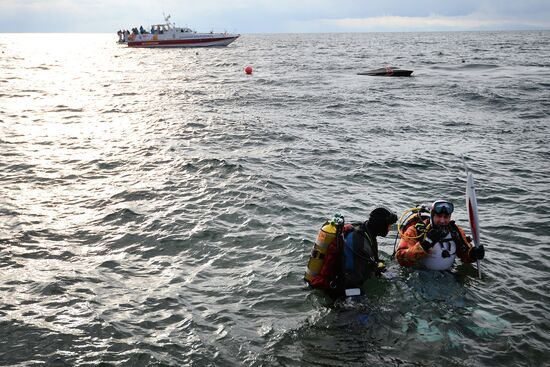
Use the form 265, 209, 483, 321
0, 31, 549, 366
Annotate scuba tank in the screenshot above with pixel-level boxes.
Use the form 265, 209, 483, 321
398, 205, 431, 237
392, 205, 431, 257
304, 213, 344, 284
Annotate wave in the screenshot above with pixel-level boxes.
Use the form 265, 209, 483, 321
1, 31, 549, 367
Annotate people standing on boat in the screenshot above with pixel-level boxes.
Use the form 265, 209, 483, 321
116, 30, 131, 43
396, 200, 484, 271
119, 17, 239, 47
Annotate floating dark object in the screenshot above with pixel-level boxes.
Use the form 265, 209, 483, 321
358, 67, 413, 77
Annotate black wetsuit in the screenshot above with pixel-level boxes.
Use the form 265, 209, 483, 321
341, 222, 379, 291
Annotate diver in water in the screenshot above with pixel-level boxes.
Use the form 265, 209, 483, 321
396, 200, 484, 271
338, 207, 398, 297
305, 207, 398, 299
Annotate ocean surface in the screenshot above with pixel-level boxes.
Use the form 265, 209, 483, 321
1, 31, 549, 366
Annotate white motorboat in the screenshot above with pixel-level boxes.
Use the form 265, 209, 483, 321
118, 15, 239, 48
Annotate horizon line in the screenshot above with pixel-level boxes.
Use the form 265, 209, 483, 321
1, 28, 549, 34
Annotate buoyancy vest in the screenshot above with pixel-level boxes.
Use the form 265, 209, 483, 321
342, 223, 379, 289
418, 231, 457, 270
414, 220, 471, 270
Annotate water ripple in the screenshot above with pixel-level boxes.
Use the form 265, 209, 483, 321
0, 31, 549, 367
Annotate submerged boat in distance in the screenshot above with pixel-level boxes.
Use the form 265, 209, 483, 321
358, 66, 413, 77
117, 15, 239, 48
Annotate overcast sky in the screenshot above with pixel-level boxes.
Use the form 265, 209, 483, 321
1, 0, 549, 33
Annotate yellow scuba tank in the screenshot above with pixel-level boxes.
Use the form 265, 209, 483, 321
392, 205, 431, 257
304, 214, 343, 283
397, 205, 431, 239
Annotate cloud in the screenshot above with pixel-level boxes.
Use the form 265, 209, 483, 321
0, 0, 549, 32
285, 14, 550, 33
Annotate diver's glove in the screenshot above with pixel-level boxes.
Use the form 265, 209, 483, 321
421, 228, 446, 252
469, 245, 485, 260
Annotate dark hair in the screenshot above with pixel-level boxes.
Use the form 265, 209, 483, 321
369, 207, 398, 225
368, 207, 398, 237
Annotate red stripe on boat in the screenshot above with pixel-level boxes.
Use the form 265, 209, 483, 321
128, 37, 237, 47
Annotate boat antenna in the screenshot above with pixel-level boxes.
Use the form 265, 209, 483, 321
163, 12, 174, 28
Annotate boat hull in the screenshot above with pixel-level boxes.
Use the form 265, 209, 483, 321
127, 36, 239, 48
358, 68, 413, 77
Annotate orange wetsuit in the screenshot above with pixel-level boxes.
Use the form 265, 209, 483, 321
396, 219, 477, 269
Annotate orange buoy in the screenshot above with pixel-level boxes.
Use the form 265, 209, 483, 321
244, 65, 253, 75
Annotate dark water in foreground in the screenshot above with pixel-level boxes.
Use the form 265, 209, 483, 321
1, 31, 549, 366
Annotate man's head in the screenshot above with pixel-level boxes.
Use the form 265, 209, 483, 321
430, 200, 454, 228
367, 207, 398, 237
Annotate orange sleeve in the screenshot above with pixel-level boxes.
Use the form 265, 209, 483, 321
396, 225, 429, 267
455, 225, 476, 263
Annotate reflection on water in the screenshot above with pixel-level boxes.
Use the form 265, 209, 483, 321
1, 31, 549, 366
